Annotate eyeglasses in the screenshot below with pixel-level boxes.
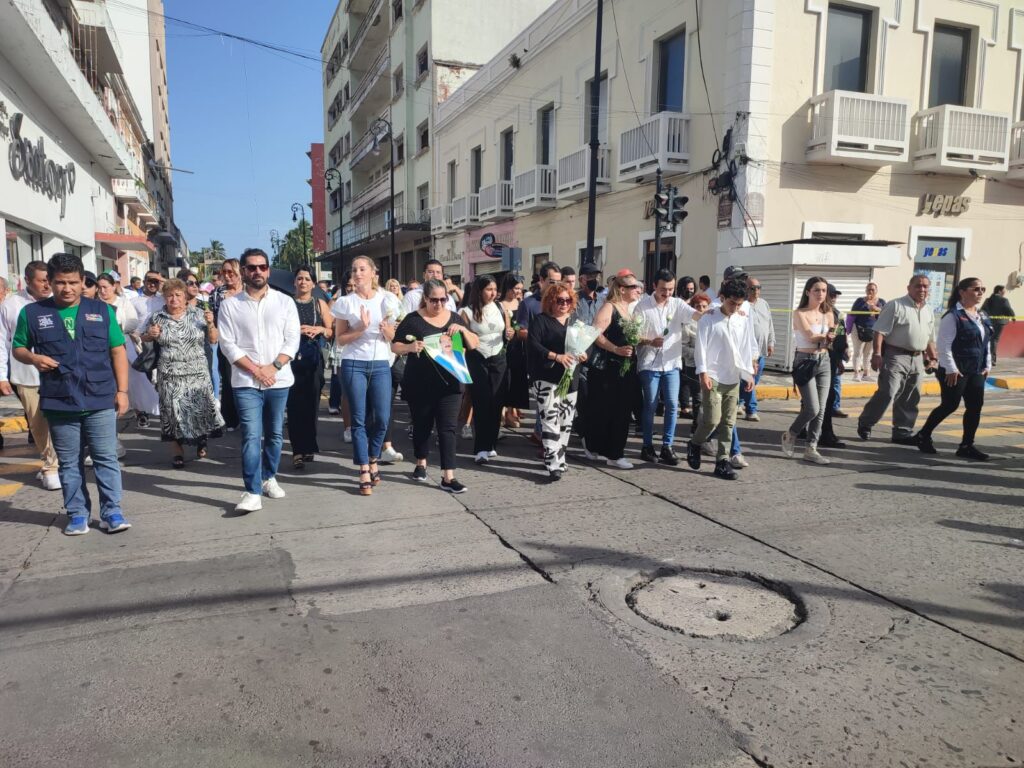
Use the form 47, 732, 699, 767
554, 297, 573, 306
426, 297, 448, 304
244, 264, 269, 273
186, 281, 198, 286
748, 285, 762, 291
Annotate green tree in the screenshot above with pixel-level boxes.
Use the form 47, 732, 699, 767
275, 221, 312, 270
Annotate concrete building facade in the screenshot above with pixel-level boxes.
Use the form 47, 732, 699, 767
432, 0, 1024, 361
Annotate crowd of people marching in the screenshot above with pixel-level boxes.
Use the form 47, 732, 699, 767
0, 248, 1003, 534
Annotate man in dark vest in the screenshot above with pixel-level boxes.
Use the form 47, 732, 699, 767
12, 253, 131, 536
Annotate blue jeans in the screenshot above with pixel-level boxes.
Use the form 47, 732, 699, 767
341, 359, 391, 465
739, 356, 765, 414
210, 342, 221, 398
832, 369, 842, 411
640, 369, 680, 446
49, 409, 123, 520
234, 387, 288, 494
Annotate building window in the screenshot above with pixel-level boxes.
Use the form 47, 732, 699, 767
343, 132, 351, 157
329, 189, 341, 212
392, 0, 403, 23
585, 72, 609, 144
342, 32, 349, 54
418, 183, 429, 217
578, 244, 604, 269
500, 127, 514, 181
656, 28, 685, 113
929, 24, 971, 107
329, 140, 342, 167
393, 65, 404, 98
537, 104, 555, 165
416, 45, 429, 80
418, 120, 429, 152
447, 160, 457, 202
471, 146, 482, 193
824, 4, 872, 93
395, 135, 405, 164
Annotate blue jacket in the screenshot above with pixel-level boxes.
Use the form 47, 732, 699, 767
949, 305, 993, 376
22, 297, 117, 412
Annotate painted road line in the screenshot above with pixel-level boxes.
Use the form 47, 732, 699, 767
0, 461, 43, 476
0, 481, 23, 498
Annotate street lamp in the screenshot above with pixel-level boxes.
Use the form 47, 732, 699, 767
371, 116, 395, 281
324, 168, 343, 271
291, 202, 309, 265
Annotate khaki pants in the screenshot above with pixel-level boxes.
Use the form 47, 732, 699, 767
691, 379, 740, 460
16, 385, 58, 473
857, 349, 923, 439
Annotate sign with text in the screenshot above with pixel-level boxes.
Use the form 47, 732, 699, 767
920, 193, 970, 217
7, 113, 76, 218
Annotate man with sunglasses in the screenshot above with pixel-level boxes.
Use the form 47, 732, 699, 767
739, 277, 775, 422
217, 248, 301, 513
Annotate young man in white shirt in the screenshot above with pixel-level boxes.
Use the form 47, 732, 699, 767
0, 260, 60, 489
218, 248, 301, 513
635, 269, 696, 465
687, 278, 758, 480
402, 259, 458, 315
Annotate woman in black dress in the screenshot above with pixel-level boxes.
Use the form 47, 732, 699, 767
392, 279, 480, 493
498, 272, 528, 427
287, 265, 333, 469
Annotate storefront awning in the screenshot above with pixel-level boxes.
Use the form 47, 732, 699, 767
94, 232, 155, 253
726, 240, 902, 271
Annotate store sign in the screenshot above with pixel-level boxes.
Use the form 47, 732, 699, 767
920, 193, 970, 217
7, 113, 77, 219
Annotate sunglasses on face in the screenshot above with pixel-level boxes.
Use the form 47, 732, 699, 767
145, 278, 160, 285
427, 296, 447, 304
244, 264, 269, 273
186, 281, 198, 286
554, 297, 572, 306
623, 284, 641, 290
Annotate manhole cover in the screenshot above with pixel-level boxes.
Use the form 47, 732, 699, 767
627, 570, 802, 640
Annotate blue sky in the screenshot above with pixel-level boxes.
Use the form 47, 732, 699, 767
165, 0, 336, 259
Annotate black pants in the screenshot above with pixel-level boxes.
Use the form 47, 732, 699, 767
409, 393, 460, 470
919, 369, 986, 446
468, 350, 507, 454
680, 364, 700, 413
287, 366, 323, 455
991, 323, 1005, 363
217, 349, 239, 429
584, 365, 635, 460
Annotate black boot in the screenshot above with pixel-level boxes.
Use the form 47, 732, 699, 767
686, 441, 701, 470
659, 445, 679, 466
713, 458, 737, 480
956, 444, 989, 461
640, 445, 659, 463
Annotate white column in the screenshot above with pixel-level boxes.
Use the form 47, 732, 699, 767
0, 216, 8, 286
40, 234, 62, 261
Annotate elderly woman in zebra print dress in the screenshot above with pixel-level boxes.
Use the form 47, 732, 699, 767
140, 278, 224, 468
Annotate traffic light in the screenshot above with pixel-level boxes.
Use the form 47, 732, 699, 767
653, 189, 670, 220
668, 188, 689, 227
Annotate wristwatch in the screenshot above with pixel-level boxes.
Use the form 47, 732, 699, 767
272, 360, 284, 370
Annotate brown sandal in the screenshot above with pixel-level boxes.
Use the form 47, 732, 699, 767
369, 460, 382, 487
358, 469, 373, 496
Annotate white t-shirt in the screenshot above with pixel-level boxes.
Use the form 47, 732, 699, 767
331, 289, 402, 362
459, 302, 505, 358
635, 294, 695, 372
403, 287, 457, 315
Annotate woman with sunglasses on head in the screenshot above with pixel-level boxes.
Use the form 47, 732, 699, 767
392, 279, 479, 492
332, 256, 402, 496
584, 273, 642, 469
914, 277, 993, 461
287, 265, 333, 470
211, 259, 243, 431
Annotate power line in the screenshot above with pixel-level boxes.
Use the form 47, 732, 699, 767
692, 0, 718, 149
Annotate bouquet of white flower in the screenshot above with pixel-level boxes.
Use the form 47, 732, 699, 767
617, 313, 645, 376
555, 321, 601, 399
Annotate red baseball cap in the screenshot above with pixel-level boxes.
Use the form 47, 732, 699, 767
615, 268, 635, 279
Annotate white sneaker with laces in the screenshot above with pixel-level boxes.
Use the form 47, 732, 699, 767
744, 412, 760, 422
235, 492, 262, 513
461, 424, 473, 439
606, 457, 633, 469
262, 478, 286, 499
487, 450, 497, 458
380, 445, 403, 463
781, 430, 796, 457
852, 372, 862, 382
474, 451, 489, 464
730, 453, 749, 469
40, 472, 61, 491
803, 447, 831, 465
343, 428, 352, 443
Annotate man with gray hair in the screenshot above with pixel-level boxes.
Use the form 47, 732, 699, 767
740, 275, 775, 421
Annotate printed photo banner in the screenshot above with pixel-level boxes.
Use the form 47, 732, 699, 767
423, 331, 473, 384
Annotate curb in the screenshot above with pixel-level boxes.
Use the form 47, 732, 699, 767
989, 376, 1024, 391
757, 379, 941, 401
0, 415, 28, 434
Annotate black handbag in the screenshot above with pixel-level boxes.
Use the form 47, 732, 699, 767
855, 324, 874, 343
132, 341, 159, 375
792, 356, 818, 386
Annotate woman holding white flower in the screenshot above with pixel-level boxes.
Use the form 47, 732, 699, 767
585, 273, 643, 469
527, 283, 588, 481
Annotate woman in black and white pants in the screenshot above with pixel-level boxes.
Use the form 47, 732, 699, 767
527, 283, 587, 480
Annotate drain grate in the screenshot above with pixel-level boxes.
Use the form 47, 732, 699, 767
627, 569, 803, 641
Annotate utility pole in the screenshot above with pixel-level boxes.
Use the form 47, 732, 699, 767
584, 0, 604, 268
653, 168, 666, 281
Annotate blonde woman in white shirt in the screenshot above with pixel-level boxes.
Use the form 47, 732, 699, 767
781, 276, 835, 465
459, 274, 513, 464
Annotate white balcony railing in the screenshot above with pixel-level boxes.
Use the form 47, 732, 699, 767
350, 174, 389, 213
430, 204, 452, 235
1008, 121, 1024, 180
806, 90, 910, 166
450, 194, 480, 229
618, 111, 689, 182
557, 145, 611, 200
913, 104, 1011, 174
512, 166, 557, 211
478, 181, 514, 221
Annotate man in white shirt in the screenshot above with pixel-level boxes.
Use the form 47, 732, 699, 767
635, 269, 696, 465
686, 277, 758, 480
218, 248, 301, 513
0, 260, 60, 489
402, 259, 457, 314
131, 270, 165, 322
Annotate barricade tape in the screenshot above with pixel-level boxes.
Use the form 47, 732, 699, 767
766, 308, 1022, 320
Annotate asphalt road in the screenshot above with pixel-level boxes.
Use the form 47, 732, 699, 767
1, 391, 1022, 767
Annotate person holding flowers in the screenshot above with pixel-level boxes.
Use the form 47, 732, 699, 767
526, 283, 588, 480
635, 269, 698, 465
584, 272, 643, 469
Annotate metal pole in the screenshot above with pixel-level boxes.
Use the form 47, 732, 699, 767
654, 167, 663, 280
389, 143, 396, 282
584, 0, 604, 268
302, 208, 309, 264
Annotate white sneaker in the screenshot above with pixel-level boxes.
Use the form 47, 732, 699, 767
474, 451, 489, 464
606, 457, 633, 469
487, 450, 497, 458
803, 447, 831, 465
852, 372, 862, 382
40, 472, 61, 491
235, 492, 262, 513
380, 445, 403, 463
744, 412, 760, 422
116, 441, 126, 459
781, 430, 796, 458
262, 478, 286, 499
343, 428, 352, 443
84, 453, 93, 467
461, 424, 473, 439
583, 448, 604, 461
328, 407, 340, 415
730, 453, 749, 469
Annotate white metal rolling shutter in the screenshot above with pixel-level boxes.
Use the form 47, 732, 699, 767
473, 260, 504, 276
755, 266, 795, 371
790, 267, 873, 371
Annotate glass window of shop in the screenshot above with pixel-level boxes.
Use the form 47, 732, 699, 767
63, 242, 84, 259
6, 223, 42, 286
913, 237, 961, 313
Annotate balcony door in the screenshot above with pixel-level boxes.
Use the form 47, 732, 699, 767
824, 4, 872, 93
655, 29, 685, 113
929, 25, 970, 107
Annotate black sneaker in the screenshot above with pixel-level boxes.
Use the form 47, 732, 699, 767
686, 442, 701, 470
818, 436, 847, 449
916, 433, 937, 454
891, 434, 918, 446
856, 424, 871, 440
548, 469, 563, 481
832, 409, 850, 419
412, 465, 427, 482
713, 459, 737, 480
956, 444, 989, 461
640, 445, 658, 463
659, 446, 679, 466
441, 478, 467, 493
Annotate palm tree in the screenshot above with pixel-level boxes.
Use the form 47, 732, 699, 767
209, 240, 227, 261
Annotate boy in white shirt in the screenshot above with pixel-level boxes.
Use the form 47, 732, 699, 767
687, 278, 758, 480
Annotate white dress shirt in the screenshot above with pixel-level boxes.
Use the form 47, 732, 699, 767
218, 289, 301, 390
694, 307, 758, 385
0, 291, 41, 386
636, 294, 696, 372
131, 293, 165, 328
403, 287, 457, 315
937, 303, 992, 374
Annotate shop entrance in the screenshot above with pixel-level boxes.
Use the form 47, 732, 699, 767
643, 236, 676, 290
913, 237, 962, 313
